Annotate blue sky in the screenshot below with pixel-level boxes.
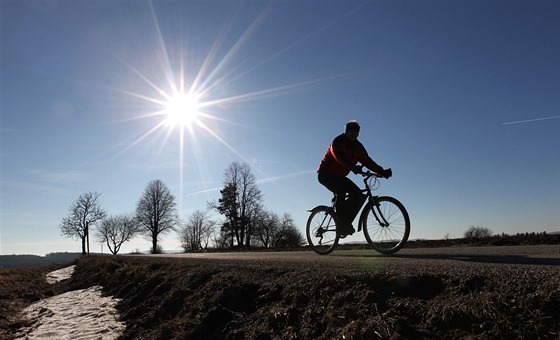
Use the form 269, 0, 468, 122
1, 0, 558, 256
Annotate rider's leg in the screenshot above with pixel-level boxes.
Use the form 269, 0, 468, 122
318, 172, 359, 235
346, 190, 367, 225
318, 172, 346, 217
340, 179, 363, 231
318, 171, 347, 217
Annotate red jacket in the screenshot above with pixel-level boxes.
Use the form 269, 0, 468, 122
318, 133, 383, 176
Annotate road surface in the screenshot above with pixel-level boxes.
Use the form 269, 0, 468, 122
149, 245, 559, 268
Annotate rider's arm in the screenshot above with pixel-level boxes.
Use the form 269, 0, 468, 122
357, 144, 384, 174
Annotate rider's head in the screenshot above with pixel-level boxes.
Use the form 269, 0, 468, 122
345, 120, 360, 141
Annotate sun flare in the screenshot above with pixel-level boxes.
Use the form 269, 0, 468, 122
113, 3, 322, 212
164, 93, 201, 127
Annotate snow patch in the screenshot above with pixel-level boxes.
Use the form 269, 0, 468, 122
17, 266, 125, 339
45, 265, 75, 284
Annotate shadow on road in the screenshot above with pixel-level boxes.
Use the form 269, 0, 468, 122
400, 253, 560, 266
361, 253, 560, 266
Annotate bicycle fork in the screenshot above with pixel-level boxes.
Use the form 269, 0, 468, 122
358, 196, 389, 232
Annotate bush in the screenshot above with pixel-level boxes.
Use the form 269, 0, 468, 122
464, 226, 493, 239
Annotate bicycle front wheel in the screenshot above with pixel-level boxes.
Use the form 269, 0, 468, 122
306, 206, 339, 255
362, 196, 410, 254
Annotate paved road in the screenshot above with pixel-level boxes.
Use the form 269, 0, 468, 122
151, 245, 559, 268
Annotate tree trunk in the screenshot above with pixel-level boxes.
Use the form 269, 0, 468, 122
152, 237, 158, 254
81, 236, 87, 255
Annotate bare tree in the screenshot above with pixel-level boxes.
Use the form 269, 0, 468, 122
280, 213, 305, 247
179, 210, 215, 251
253, 211, 304, 248
60, 192, 107, 255
272, 213, 305, 247
212, 228, 229, 250
136, 179, 179, 254
211, 162, 262, 247
464, 225, 493, 240
253, 209, 279, 248
96, 214, 139, 255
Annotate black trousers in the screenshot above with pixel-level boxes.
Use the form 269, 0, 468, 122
318, 171, 366, 225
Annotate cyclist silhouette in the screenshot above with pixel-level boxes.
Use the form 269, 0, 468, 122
317, 120, 392, 237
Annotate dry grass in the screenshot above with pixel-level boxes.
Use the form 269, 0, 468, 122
2, 252, 559, 339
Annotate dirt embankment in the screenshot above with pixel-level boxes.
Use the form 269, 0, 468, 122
2, 252, 559, 339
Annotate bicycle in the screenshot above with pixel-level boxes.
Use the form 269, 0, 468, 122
306, 169, 410, 255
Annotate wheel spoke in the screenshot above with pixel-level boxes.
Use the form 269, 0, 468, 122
306, 207, 339, 255
363, 197, 410, 254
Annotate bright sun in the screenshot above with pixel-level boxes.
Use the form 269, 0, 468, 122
164, 93, 200, 127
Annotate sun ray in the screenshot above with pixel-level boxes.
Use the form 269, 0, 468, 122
255, 170, 316, 185
110, 119, 168, 161
148, 0, 177, 95
196, 120, 252, 164
187, 2, 276, 100
111, 53, 171, 102
199, 72, 351, 109
184, 169, 315, 198
224, 2, 367, 84
102, 2, 377, 215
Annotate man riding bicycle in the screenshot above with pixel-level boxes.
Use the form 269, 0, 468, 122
317, 120, 392, 237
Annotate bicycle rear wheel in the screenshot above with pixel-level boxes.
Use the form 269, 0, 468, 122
306, 206, 339, 255
362, 196, 410, 254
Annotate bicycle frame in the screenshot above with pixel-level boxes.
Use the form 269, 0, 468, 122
324, 172, 384, 233
356, 172, 381, 233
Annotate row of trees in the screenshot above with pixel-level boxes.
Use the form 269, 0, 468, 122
60, 162, 304, 255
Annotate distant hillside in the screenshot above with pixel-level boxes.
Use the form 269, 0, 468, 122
332, 231, 560, 251
406, 231, 560, 248
0, 252, 81, 269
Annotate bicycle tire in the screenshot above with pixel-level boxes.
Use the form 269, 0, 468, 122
361, 196, 410, 254
306, 206, 339, 255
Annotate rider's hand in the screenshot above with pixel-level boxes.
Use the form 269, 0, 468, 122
380, 168, 392, 179
352, 165, 363, 174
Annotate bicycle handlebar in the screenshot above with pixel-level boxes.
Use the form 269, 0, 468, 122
355, 166, 388, 179
359, 171, 382, 180
359, 171, 377, 177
